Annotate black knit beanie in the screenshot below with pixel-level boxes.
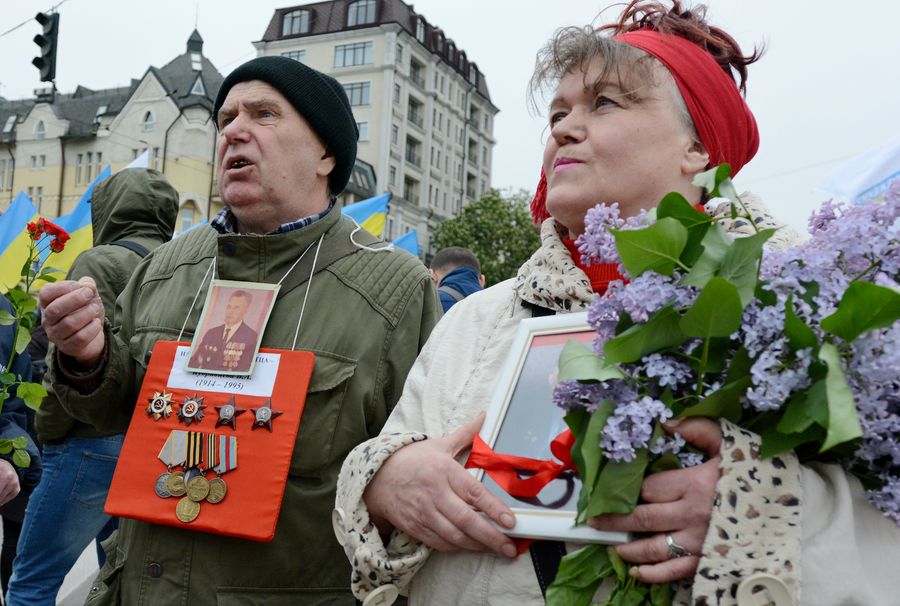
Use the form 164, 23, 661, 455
214, 56, 358, 194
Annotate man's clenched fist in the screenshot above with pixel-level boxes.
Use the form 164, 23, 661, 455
39, 276, 106, 365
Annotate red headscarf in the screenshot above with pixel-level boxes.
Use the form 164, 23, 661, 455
530, 29, 759, 224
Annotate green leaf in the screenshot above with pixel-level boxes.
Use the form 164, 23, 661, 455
679, 377, 748, 423
717, 228, 775, 306
17, 382, 47, 410
692, 164, 733, 198
760, 425, 824, 459
14, 325, 31, 355
0, 441, 13, 455
0, 310, 15, 326
608, 546, 628, 582
0, 373, 15, 386
681, 223, 733, 289
679, 278, 743, 338
611, 218, 688, 277
616, 587, 649, 606
784, 295, 818, 351
650, 581, 673, 606
604, 306, 686, 364
776, 381, 828, 434
582, 401, 615, 492
820, 282, 900, 342
725, 347, 752, 383
587, 449, 648, 516
558, 340, 625, 383
656, 192, 712, 265
546, 544, 610, 606
818, 343, 863, 452
12, 449, 30, 468
36, 273, 58, 283
11, 436, 29, 449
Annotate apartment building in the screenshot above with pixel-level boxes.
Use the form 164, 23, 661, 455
254, 0, 499, 250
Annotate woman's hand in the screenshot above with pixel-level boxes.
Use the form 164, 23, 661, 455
363, 413, 518, 558
588, 417, 723, 583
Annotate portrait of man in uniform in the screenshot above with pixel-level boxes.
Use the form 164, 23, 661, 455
187, 282, 277, 375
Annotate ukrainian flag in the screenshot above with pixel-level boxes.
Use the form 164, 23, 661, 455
37, 165, 112, 279
392, 230, 419, 256
0, 192, 40, 292
341, 193, 389, 238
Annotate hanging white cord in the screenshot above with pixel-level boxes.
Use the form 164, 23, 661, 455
290, 233, 325, 350
348, 217, 394, 253
177, 257, 216, 342
276, 241, 316, 286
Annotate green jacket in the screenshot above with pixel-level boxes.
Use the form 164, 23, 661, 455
47, 205, 441, 605
36, 168, 178, 444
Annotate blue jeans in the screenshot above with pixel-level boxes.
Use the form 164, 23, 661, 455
6, 435, 124, 606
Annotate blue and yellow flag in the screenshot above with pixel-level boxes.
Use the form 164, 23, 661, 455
39, 165, 112, 278
392, 230, 419, 256
0, 192, 40, 292
341, 193, 389, 238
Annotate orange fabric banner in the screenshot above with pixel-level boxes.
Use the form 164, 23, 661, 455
105, 340, 314, 542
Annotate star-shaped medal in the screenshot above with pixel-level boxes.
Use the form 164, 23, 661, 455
177, 394, 206, 425
146, 391, 174, 421
250, 399, 283, 432
215, 396, 246, 430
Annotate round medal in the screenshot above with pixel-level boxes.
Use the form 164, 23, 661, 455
155, 472, 172, 498
166, 471, 186, 497
186, 475, 210, 502
175, 496, 201, 523
206, 477, 227, 504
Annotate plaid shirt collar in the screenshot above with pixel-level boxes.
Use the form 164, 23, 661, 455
210, 201, 334, 235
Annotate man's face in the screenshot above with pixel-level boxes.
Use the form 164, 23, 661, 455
215, 80, 336, 233
224, 295, 250, 326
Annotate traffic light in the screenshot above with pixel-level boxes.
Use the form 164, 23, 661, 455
32, 12, 60, 82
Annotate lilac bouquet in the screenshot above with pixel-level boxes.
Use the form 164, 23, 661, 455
547, 166, 900, 605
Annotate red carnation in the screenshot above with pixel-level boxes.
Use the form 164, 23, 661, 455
49, 238, 66, 253
26, 221, 44, 240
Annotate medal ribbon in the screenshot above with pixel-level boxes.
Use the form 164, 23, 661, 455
214, 435, 238, 474
186, 431, 204, 469
158, 430, 187, 467
206, 433, 219, 471
464, 429, 576, 498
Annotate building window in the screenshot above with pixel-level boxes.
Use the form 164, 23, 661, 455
281, 50, 306, 63
30, 156, 36, 169
409, 59, 424, 87
482, 146, 488, 165
342, 82, 371, 106
36, 186, 43, 207
34, 121, 47, 140
357, 121, 369, 141
152, 147, 160, 171
2, 115, 15, 133
392, 83, 401, 104
403, 176, 419, 204
95, 152, 102, 177
347, 0, 376, 26
86, 152, 93, 182
282, 9, 310, 36
407, 97, 423, 127
190, 75, 206, 96
389, 165, 397, 186
334, 41, 373, 67
94, 105, 107, 125
395, 43, 403, 66
405, 136, 421, 168
483, 114, 490, 130
0, 159, 5, 191
415, 17, 425, 42
39, 154, 46, 168
75, 154, 83, 184
391, 123, 399, 145
27, 186, 33, 200
142, 111, 156, 132
190, 52, 203, 71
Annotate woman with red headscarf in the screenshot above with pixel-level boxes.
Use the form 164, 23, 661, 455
334, 2, 899, 604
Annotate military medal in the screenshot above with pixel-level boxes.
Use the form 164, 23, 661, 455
146, 391, 174, 420
215, 396, 246, 430
184, 432, 209, 501
206, 477, 227, 504
175, 496, 201, 523
178, 394, 207, 425
206, 434, 237, 504
156, 430, 188, 498
250, 399, 283, 432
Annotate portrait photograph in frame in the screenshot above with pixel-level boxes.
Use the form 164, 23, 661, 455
186, 279, 279, 376
472, 311, 628, 544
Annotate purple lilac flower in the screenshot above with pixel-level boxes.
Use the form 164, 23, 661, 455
867, 475, 900, 524
553, 380, 640, 414
650, 432, 686, 456
577, 204, 649, 271
616, 272, 684, 322
744, 343, 813, 412
587, 292, 623, 353
678, 452, 706, 468
600, 397, 673, 462
641, 353, 693, 389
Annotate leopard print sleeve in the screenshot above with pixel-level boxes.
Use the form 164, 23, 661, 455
690, 420, 803, 606
334, 431, 432, 599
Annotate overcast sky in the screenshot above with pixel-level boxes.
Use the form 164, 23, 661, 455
2, 0, 898, 230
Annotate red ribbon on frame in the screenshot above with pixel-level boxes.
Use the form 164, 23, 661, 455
464, 429, 577, 498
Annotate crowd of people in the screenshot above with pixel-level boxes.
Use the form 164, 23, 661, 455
1, 1, 897, 605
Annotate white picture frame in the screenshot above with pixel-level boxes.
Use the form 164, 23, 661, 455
471, 311, 628, 544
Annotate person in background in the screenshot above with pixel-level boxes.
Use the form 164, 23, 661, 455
429, 246, 485, 312
7, 168, 178, 606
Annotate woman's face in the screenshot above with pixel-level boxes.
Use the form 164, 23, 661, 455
542, 58, 707, 236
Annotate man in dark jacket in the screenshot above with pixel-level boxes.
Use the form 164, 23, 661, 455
6, 169, 178, 606
37, 57, 439, 605
430, 246, 486, 312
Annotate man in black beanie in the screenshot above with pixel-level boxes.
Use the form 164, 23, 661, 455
37, 56, 441, 604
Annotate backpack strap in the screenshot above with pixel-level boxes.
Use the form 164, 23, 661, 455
438, 284, 465, 302
109, 239, 150, 258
